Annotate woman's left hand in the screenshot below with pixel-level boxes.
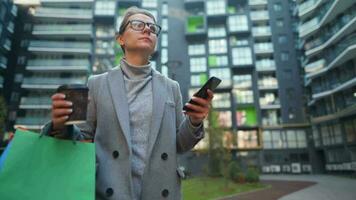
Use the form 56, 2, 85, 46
183, 89, 214, 126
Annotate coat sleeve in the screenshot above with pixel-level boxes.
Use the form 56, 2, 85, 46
173, 81, 205, 153
41, 76, 97, 141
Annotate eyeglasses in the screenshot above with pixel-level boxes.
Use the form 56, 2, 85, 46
124, 20, 161, 35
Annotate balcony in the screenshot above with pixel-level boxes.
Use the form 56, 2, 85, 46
28, 41, 92, 54
26, 59, 90, 71
249, 0, 267, 7
308, 34, 356, 79
0, 56, 7, 69
185, 15, 207, 40
258, 77, 278, 90
260, 95, 281, 109
22, 77, 87, 89
312, 77, 356, 100
32, 24, 93, 38
305, 12, 356, 56
298, 0, 322, 18
256, 59, 276, 72
299, 17, 320, 37
304, 59, 325, 74
252, 26, 271, 38
254, 43, 273, 54
19, 97, 52, 109
15, 117, 49, 130
250, 11, 269, 21
33, 7, 93, 21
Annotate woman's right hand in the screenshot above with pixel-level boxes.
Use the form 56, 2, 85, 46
51, 93, 73, 131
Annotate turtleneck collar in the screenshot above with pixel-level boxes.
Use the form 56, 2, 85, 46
120, 58, 152, 80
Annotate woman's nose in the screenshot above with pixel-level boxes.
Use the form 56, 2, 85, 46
142, 24, 151, 35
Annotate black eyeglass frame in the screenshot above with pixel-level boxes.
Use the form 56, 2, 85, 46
123, 19, 162, 36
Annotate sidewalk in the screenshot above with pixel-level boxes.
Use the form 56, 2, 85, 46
221, 174, 356, 200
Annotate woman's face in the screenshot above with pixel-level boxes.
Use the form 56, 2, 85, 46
118, 14, 157, 55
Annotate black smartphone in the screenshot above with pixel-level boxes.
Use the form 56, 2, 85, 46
183, 76, 222, 112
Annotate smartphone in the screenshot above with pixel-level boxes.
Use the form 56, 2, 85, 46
183, 76, 221, 112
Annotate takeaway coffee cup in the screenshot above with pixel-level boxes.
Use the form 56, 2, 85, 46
57, 84, 89, 125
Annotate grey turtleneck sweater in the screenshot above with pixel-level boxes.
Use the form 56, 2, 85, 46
120, 59, 153, 200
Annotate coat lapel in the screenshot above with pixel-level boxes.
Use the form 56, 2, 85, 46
107, 68, 132, 150
146, 70, 167, 159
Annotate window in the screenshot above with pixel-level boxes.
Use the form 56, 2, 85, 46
162, 3, 168, 16
238, 130, 259, 148
190, 57, 207, 72
209, 68, 231, 87
276, 18, 284, 27
312, 126, 321, 147
209, 39, 227, 54
296, 130, 307, 148
206, 0, 226, 15
190, 73, 207, 87
232, 47, 253, 66
95, 1, 116, 16
286, 130, 297, 148
263, 131, 273, 149
188, 44, 206, 55
273, 2, 282, 11
230, 37, 249, 46
161, 33, 168, 47
228, 15, 249, 32
142, 0, 157, 8
281, 52, 289, 61
278, 34, 287, 44
162, 18, 168, 32
161, 48, 168, 63
208, 26, 226, 38
208, 55, 228, 67
217, 111, 232, 127
233, 74, 252, 88
344, 119, 356, 143
321, 125, 330, 146
212, 93, 231, 108
234, 90, 254, 104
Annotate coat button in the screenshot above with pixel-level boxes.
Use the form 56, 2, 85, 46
112, 151, 119, 159
161, 153, 168, 160
161, 189, 169, 197
106, 188, 114, 197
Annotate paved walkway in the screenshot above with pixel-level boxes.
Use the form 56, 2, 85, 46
265, 175, 356, 200
220, 175, 356, 200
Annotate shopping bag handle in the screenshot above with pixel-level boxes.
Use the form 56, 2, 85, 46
39, 125, 81, 145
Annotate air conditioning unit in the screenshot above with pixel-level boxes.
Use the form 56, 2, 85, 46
262, 166, 271, 173
282, 165, 291, 173
302, 164, 311, 172
291, 163, 301, 173
351, 162, 356, 171
271, 165, 281, 173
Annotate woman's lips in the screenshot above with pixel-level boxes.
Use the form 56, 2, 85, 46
139, 37, 152, 43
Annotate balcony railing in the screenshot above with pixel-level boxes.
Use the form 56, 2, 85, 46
298, 0, 320, 16
16, 117, 49, 126
22, 77, 86, 86
256, 59, 276, 71
252, 26, 271, 37
304, 59, 326, 74
32, 24, 92, 35
34, 7, 93, 20
27, 59, 90, 71
20, 97, 52, 106
28, 41, 92, 54
254, 43, 273, 54
250, 11, 269, 21
249, 0, 267, 6
299, 17, 320, 36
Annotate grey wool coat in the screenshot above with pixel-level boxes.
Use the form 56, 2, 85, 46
42, 66, 205, 200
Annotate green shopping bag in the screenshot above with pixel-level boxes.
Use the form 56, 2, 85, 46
0, 129, 95, 200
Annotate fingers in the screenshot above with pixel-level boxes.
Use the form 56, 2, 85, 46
52, 108, 72, 118
51, 93, 72, 109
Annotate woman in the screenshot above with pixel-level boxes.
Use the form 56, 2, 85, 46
43, 7, 214, 200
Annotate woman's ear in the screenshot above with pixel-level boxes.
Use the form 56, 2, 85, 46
117, 35, 124, 46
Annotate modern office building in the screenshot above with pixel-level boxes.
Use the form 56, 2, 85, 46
13, 0, 95, 131
297, 0, 356, 173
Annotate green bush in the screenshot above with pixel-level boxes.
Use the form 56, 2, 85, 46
245, 167, 260, 183
227, 161, 240, 182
